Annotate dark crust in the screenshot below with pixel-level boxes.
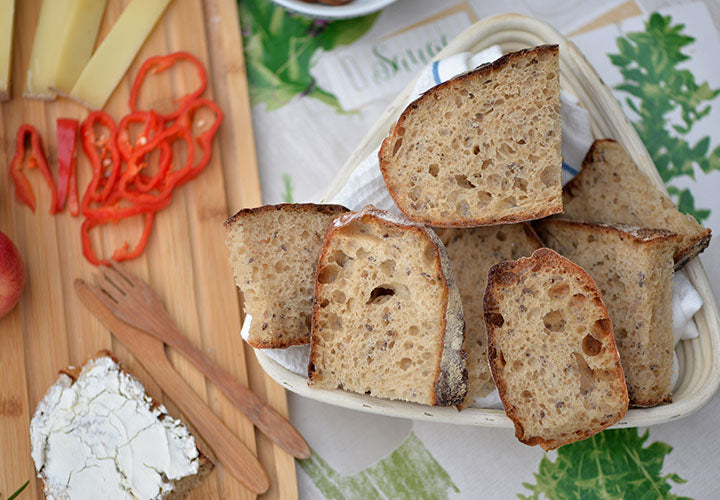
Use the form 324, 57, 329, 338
246, 336, 310, 349
522, 223, 545, 248
484, 248, 629, 451
224, 202, 349, 228
308, 207, 467, 407
533, 219, 678, 407
563, 139, 712, 268
46, 350, 212, 495
533, 218, 681, 247
225, 203, 349, 349
378, 45, 561, 227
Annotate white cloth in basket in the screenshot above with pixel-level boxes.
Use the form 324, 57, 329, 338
248, 47, 702, 409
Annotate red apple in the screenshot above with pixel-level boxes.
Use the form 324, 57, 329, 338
0, 230, 25, 319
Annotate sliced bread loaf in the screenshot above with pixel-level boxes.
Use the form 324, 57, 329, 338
224, 203, 349, 348
308, 206, 467, 406
378, 45, 562, 227
31, 351, 212, 499
485, 248, 628, 451
534, 219, 679, 407
436, 224, 543, 403
563, 139, 711, 269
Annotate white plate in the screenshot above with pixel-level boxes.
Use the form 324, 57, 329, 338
271, 0, 399, 20
256, 13, 720, 428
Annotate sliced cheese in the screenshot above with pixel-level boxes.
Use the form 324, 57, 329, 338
24, 0, 74, 99
0, 0, 15, 101
50, 0, 110, 96
69, 0, 174, 109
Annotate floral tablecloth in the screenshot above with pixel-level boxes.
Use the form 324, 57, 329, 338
238, 0, 720, 497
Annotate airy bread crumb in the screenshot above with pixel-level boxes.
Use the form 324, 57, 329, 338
379, 45, 562, 227
485, 248, 628, 451
535, 219, 678, 406
309, 206, 467, 406
224, 203, 349, 348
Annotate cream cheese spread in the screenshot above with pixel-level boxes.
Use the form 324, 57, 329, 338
30, 356, 199, 499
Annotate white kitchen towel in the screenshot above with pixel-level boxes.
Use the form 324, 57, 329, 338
247, 46, 702, 408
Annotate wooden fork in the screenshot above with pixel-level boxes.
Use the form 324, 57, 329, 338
75, 279, 269, 494
90, 263, 310, 460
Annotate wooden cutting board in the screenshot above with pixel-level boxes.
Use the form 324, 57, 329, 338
0, 1, 298, 499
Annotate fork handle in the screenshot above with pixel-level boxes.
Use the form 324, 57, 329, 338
162, 324, 311, 459
75, 280, 269, 494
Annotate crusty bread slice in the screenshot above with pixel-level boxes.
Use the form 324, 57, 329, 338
224, 203, 349, 348
563, 139, 711, 269
32, 351, 212, 499
436, 224, 543, 403
308, 206, 467, 406
485, 248, 628, 451
378, 45, 562, 227
534, 219, 679, 407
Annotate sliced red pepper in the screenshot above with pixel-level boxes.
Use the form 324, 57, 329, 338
82, 211, 156, 266
173, 98, 224, 186
56, 118, 80, 215
112, 212, 155, 261
129, 52, 208, 121
9, 124, 59, 214
117, 124, 195, 205
80, 111, 121, 204
117, 110, 165, 161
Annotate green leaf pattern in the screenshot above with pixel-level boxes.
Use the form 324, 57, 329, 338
238, 0, 378, 113
609, 12, 720, 222
520, 428, 691, 500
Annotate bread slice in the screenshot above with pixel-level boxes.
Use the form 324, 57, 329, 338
224, 203, 349, 348
563, 139, 711, 269
378, 45, 562, 227
436, 224, 543, 403
31, 351, 212, 499
308, 206, 467, 406
534, 219, 679, 407
485, 248, 628, 451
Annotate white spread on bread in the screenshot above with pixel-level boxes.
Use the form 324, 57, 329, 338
30, 356, 199, 499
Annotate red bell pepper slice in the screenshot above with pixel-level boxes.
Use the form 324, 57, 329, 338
129, 52, 208, 121
56, 118, 80, 215
9, 124, 59, 214
80, 111, 121, 204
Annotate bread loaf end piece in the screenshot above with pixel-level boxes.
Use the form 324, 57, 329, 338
535, 219, 678, 407
437, 224, 543, 403
563, 139, 711, 269
379, 45, 562, 227
224, 203, 349, 348
485, 248, 628, 450
309, 206, 467, 407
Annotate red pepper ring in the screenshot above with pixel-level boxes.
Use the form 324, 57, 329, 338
129, 52, 208, 121
80, 111, 121, 204
117, 112, 173, 193
117, 110, 165, 161
118, 124, 196, 205
111, 212, 155, 262
9, 124, 59, 214
173, 98, 224, 186
81, 211, 156, 266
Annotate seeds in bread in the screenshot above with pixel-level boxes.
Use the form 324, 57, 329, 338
534, 219, 678, 407
308, 206, 467, 406
485, 248, 628, 451
224, 203, 349, 348
30, 351, 212, 499
563, 139, 711, 269
378, 45, 562, 227
436, 224, 543, 403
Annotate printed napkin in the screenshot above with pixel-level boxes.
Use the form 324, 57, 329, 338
246, 46, 702, 408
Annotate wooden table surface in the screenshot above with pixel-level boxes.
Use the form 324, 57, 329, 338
0, 1, 298, 498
